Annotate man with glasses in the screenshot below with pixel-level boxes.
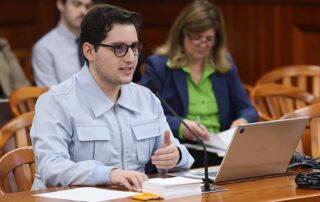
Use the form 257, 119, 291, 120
30, 5, 194, 191
32, 0, 92, 87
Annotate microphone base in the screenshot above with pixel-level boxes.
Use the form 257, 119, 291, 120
201, 186, 228, 193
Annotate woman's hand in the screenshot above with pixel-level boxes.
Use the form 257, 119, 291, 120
183, 119, 210, 141
230, 118, 247, 128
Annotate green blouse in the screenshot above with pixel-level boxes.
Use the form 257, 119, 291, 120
178, 63, 220, 139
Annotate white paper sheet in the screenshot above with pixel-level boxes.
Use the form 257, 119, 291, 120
34, 187, 137, 202
184, 128, 236, 156
204, 127, 236, 151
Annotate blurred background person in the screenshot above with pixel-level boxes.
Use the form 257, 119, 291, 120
141, 0, 258, 168
0, 37, 30, 98
32, 0, 92, 87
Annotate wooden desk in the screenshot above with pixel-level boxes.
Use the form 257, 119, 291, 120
1, 174, 320, 202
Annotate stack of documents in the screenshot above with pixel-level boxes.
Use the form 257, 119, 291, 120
142, 177, 202, 199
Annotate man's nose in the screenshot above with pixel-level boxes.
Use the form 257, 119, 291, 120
81, 5, 89, 15
123, 48, 136, 62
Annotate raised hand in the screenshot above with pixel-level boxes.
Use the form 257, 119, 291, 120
151, 130, 180, 169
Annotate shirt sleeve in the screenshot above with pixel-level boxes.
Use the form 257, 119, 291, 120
31, 92, 115, 187
227, 63, 258, 123
32, 42, 59, 87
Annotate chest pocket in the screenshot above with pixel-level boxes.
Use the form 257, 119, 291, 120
74, 126, 110, 162
132, 120, 161, 164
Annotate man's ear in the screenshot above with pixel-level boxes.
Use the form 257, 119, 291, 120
56, 0, 64, 12
83, 42, 96, 62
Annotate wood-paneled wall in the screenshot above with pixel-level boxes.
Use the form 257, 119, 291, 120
0, 0, 58, 83
1, 0, 320, 85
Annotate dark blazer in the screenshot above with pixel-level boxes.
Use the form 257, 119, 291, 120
141, 54, 258, 138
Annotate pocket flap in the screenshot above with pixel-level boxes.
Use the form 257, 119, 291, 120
76, 126, 111, 141
132, 121, 161, 140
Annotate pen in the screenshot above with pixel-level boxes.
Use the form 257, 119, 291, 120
197, 115, 201, 127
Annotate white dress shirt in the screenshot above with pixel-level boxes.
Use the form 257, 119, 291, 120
30, 66, 194, 190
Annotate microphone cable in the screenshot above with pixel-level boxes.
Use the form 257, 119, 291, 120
287, 152, 320, 189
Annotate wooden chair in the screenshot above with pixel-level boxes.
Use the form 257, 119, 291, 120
0, 146, 35, 194
243, 83, 253, 97
13, 49, 34, 84
0, 111, 35, 157
281, 103, 320, 158
256, 65, 320, 97
251, 83, 317, 121
9, 86, 48, 117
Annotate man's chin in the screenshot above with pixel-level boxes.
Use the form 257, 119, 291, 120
119, 77, 133, 85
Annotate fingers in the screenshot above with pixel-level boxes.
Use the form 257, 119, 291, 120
231, 118, 247, 128
128, 175, 141, 190
110, 169, 148, 191
152, 143, 179, 169
120, 178, 133, 190
154, 143, 176, 155
163, 130, 171, 147
183, 120, 210, 141
194, 126, 210, 141
124, 173, 148, 190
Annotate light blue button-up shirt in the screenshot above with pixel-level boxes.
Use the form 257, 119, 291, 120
30, 66, 194, 190
32, 22, 82, 87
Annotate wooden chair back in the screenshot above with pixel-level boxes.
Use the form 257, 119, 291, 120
9, 86, 47, 117
243, 84, 253, 97
281, 103, 320, 157
256, 65, 320, 97
0, 111, 35, 157
251, 83, 316, 121
13, 49, 33, 84
0, 146, 35, 194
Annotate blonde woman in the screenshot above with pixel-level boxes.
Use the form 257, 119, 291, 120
141, 0, 258, 167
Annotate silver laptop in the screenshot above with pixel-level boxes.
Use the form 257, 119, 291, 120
170, 117, 309, 183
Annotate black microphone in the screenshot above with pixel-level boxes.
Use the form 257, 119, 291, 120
147, 80, 215, 193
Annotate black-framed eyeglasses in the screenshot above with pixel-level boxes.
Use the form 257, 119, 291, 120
186, 33, 215, 46
94, 42, 143, 57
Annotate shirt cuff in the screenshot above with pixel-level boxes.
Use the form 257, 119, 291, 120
93, 165, 115, 185
176, 145, 194, 169
177, 147, 182, 164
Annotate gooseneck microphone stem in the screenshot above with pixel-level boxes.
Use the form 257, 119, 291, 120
152, 90, 213, 192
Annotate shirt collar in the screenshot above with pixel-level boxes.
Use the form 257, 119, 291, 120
56, 22, 78, 41
167, 58, 215, 77
117, 85, 141, 113
182, 63, 215, 80
76, 66, 140, 117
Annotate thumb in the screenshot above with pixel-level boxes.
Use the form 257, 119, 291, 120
164, 130, 171, 147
